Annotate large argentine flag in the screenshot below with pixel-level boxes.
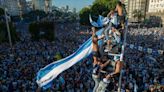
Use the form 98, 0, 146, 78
36, 29, 103, 89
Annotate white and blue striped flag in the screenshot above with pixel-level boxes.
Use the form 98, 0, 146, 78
36, 29, 103, 89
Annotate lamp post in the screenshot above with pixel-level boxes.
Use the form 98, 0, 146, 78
4, 8, 12, 48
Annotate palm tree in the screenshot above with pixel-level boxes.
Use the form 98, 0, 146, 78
132, 9, 144, 22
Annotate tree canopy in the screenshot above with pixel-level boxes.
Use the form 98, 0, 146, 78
29, 22, 54, 41
79, 0, 118, 25
22, 10, 47, 22
0, 22, 19, 43
132, 9, 144, 22
0, 8, 4, 16
79, 7, 91, 25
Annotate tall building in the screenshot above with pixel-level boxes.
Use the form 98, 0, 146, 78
147, 0, 164, 25
26, 0, 33, 12
0, 0, 27, 16
32, 0, 52, 13
18, 0, 27, 13
0, 0, 5, 7
127, 0, 149, 21
73, 8, 76, 14
32, 0, 45, 10
124, 0, 128, 11
5, 0, 20, 16
148, 0, 164, 13
18, 0, 27, 18
45, 0, 52, 13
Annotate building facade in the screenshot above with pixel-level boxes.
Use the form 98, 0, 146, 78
18, 0, 27, 18
26, 0, 33, 12
0, 0, 5, 7
0, 0, 27, 16
148, 0, 164, 13
45, 0, 52, 13
5, 0, 20, 16
32, 0, 45, 10
32, 0, 52, 13
127, 0, 149, 21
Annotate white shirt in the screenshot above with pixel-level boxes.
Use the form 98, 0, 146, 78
111, 13, 118, 25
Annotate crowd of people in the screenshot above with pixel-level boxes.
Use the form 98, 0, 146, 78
0, 22, 91, 92
127, 27, 164, 50
0, 22, 163, 92
123, 27, 164, 92
0, 1, 164, 92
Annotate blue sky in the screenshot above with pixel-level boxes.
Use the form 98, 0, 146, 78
26, 0, 94, 11
52, 0, 94, 11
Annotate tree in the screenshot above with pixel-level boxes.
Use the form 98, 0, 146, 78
0, 8, 19, 43
79, 7, 91, 25
90, 3, 109, 16
94, 0, 117, 10
79, 0, 118, 25
132, 9, 144, 22
0, 8, 4, 16
29, 22, 54, 41
0, 22, 19, 43
23, 10, 47, 21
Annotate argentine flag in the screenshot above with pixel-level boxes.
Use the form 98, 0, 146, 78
36, 29, 103, 89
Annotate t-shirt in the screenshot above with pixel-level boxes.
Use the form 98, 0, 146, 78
111, 13, 118, 26
92, 64, 100, 75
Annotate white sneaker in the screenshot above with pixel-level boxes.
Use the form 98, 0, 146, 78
103, 78, 110, 83
104, 49, 109, 52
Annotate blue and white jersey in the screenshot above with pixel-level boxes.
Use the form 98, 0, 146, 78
110, 13, 118, 26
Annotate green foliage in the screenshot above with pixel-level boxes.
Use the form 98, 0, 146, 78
52, 7, 78, 22
79, 7, 91, 25
79, 0, 118, 25
23, 10, 47, 21
0, 8, 4, 16
29, 22, 54, 41
0, 22, 19, 43
69, 14, 77, 22
132, 9, 144, 22
94, 0, 117, 10
90, 3, 108, 16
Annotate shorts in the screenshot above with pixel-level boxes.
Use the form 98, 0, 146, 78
92, 51, 101, 57
117, 16, 125, 28
118, 16, 125, 23
110, 73, 120, 82
114, 73, 120, 83
111, 23, 118, 29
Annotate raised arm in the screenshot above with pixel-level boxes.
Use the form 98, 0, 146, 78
98, 35, 105, 40
114, 29, 121, 36
100, 60, 110, 68
106, 61, 123, 78
92, 27, 96, 38
107, 11, 112, 17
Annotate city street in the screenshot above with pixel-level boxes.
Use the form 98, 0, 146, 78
0, 0, 164, 92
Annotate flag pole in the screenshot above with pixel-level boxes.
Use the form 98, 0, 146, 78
117, 19, 128, 92
5, 8, 12, 48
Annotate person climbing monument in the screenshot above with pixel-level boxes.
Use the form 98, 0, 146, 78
96, 56, 123, 92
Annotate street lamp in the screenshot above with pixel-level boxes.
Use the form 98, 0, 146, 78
4, 8, 12, 48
